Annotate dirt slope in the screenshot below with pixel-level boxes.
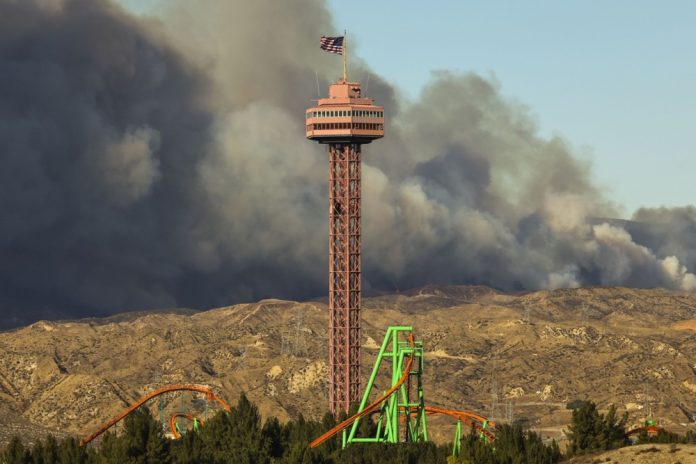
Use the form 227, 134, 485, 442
564, 443, 696, 463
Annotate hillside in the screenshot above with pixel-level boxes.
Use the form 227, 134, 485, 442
564, 443, 696, 463
2, 286, 696, 448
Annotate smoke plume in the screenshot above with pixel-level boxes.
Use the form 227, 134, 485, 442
0, 0, 693, 328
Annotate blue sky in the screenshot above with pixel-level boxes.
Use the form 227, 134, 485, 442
121, 0, 695, 217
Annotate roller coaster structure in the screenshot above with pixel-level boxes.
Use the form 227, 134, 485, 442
80, 384, 230, 446
310, 326, 493, 455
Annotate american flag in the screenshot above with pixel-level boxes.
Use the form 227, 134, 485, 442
320, 36, 344, 55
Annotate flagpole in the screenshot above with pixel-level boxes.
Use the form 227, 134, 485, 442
342, 30, 347, 82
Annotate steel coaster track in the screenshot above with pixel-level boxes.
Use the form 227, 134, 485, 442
80, 384, 230, 446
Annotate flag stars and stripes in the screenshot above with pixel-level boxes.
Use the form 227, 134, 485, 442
320, 36, 344, 55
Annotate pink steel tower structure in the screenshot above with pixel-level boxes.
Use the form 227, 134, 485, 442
306, 64, 384, 415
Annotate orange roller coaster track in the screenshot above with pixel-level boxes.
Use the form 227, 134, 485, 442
80, 384, 231, 446
423, 406, 495, 442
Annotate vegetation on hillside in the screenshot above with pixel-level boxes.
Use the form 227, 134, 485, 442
565, 401, 628, 455
9, 396, 696, 463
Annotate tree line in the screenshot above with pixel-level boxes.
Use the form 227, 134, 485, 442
2, 396, 687, 464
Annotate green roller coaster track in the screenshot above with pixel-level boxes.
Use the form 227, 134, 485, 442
311, 325, 493, 457
345, 325, 427, 446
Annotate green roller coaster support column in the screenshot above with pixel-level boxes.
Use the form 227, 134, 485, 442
480, 420, 490, 443
345, 326, 427, 447
452, 420, 462, 457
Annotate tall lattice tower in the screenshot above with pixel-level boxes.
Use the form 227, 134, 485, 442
306, 78, 384, 415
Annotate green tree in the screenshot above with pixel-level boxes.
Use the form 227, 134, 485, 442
170, 431, 206, 464
30, 435, 60, 464
600, 404, 628, 449
57, 437, 88, 464
197, 393, 270, 464
93, 431, 127, 464
262, 416, 283, 459
2, 436, 31, 464
565, 401, 627, 455
119, 408, 171, 463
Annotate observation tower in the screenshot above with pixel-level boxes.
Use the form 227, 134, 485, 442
306, 49, 384, 415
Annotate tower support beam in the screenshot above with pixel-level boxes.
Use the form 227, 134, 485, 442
306, 79, 383, 415
328, 143, 362, 415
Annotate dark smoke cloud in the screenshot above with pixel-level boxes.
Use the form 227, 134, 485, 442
0, 0, 693, 329
0, 0, 215, 325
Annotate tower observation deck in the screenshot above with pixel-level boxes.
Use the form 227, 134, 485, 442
306, 81, 384, 415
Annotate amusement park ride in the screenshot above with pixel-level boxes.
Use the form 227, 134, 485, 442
79, 384, 230, 446
308, 326, 494, 451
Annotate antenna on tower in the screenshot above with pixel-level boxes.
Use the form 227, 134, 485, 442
315, 71, 321, 98
342, 29, 347, 82
365, 73, 370, 95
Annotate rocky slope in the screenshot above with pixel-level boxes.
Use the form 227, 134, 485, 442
2, 286, 696, 448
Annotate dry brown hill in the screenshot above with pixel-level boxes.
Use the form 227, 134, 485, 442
564, 443, 696, 464
2, 285, 696, 448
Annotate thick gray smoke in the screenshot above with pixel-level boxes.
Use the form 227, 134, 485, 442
0, 0, 693, 328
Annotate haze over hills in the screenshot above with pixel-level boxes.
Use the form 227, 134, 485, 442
3, 285, 696, 448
